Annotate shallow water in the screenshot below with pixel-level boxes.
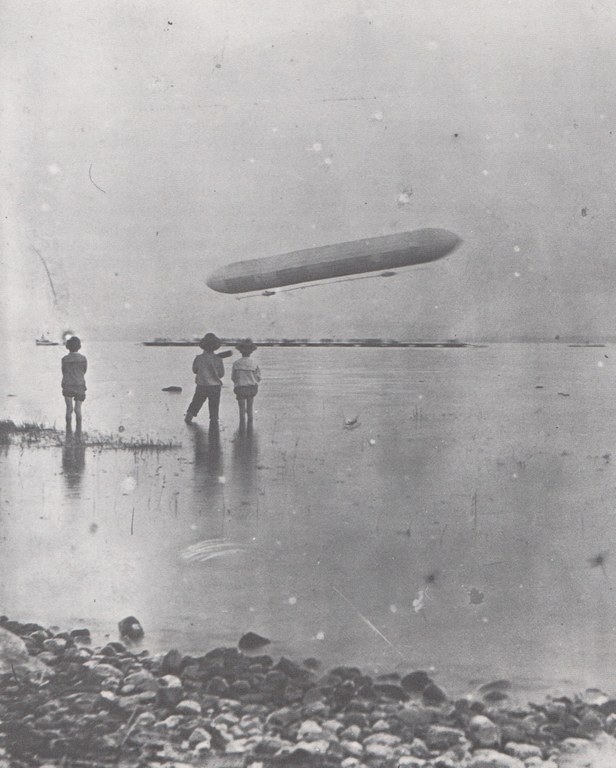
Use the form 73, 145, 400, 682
1, 341, 615, 697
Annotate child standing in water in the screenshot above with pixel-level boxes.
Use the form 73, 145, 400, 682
185, 333, 226, 424
62, 336, 87, 434
231, 339, 260, 424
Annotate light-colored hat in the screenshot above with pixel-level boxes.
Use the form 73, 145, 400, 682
235, 338, 257, 353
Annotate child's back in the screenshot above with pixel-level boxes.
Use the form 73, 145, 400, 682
231, 339, 260, 424
62, 336, 87, 434
62, 351, 87, 392
185, 332, 225, 424
193, 350, 224, 386
231, 355, 260, 386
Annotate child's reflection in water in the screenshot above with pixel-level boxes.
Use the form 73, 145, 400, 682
61, 438, 86, 497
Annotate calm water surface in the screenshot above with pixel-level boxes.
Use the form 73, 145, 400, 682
1, 341, 615, 697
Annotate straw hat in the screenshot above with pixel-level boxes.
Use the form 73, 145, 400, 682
199, 333, 221, 351
235, 338, 257, 353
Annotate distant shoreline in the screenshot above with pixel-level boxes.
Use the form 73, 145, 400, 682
141, 339, 474, 349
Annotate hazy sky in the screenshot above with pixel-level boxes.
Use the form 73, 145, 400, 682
2, 0, 616, 340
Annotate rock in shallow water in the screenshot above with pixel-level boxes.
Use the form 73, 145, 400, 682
422, 681, 448, 705
238, 632, 271, 652
401, 670, 432, 694
161, 648, 184, 675
118, 615, 144, 641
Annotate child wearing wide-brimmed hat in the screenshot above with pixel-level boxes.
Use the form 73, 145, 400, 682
185, 333, 227, 424
62, 336, 87, 435
231, 339, 261, 424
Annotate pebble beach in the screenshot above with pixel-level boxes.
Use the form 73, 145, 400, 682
2, 616, 616, 768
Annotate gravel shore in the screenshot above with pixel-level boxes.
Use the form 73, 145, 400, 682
1, 616, 615, 767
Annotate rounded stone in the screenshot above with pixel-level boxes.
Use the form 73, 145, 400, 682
469, 715, 501, 748
160, 715, 183, 729
161, 648, 184, 675
422, 681, 447, 705
42, 638, 67, 652
371, 718, 391, 732
504, 742, 542, 760
340, 725, 362, 741
425, 725, 465, 751
297, 720, 324, 741
365, 742, 394, 760
238, 632, 271, 652
207, 676, 230, 696
340, 740, 364, 758
176, 699, 202, 715
364, 733, 402, 747
194, 739, 212, 755
228, 679, 252, 697
401, 671, 432, 693
467, 749, 525, 768
134, 712, 156, 728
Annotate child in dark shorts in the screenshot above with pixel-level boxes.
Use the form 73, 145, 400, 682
231, 339, 260, 424
62, 336, 87, 434
185, 333, 232, 425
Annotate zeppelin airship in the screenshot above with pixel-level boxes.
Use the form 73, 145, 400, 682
206, 228, 462, 294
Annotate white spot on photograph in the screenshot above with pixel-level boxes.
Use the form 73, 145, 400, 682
121, 476, 137, 494
397, 188, 412, 206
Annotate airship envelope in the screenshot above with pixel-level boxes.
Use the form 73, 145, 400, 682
206, 228, 462, 294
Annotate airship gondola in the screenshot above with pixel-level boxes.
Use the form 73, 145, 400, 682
206, 228, 461, 295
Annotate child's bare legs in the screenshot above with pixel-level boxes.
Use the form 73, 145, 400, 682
238, 398, 247, 424
246, 396, 254, 422
74, 400, 83, 435
65, 397, 83, 435
65, 396, 74, 432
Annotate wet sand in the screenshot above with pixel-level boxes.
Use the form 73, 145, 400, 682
1, 342, 615, 698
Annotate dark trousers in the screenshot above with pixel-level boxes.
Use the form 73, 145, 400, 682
187, 385, 221, 420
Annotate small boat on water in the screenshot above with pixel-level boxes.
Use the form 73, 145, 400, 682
35, 335, 59, 346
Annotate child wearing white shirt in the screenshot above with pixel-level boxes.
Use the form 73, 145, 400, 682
231, 339, 261, 424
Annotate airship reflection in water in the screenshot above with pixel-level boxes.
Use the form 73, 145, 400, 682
206, 228, 462, 296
